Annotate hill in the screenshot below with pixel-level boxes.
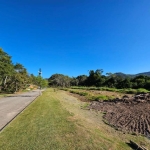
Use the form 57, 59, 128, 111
136, 71, 150, 76
114, 71, 150, 78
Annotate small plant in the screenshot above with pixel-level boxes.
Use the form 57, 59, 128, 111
80, 103, 90, 109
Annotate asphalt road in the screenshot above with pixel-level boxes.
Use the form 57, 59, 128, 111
0, 90, 40, 131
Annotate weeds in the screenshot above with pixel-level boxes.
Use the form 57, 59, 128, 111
69, 90, 88, 96
80, 102, 90, 110
69, 87, 150, 94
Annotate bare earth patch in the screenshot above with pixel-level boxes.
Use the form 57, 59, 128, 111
89, 93, 150, 138
58, 90, 150, 149
68, 92, 89, 102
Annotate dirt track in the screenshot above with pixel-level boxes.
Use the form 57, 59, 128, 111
89, 93, 150, 137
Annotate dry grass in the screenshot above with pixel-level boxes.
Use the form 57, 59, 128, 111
56, 89, 150, 149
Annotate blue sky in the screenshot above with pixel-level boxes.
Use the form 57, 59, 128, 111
0, 0, 150, 78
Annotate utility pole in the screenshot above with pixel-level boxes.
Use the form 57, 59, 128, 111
38, 68, 42, 95
38, 68, 42, 76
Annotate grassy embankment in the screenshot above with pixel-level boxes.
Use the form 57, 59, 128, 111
70, 86, 150, 94
61, 88, 121, 101
60, 87, 150, 101
0, 88, 149, 150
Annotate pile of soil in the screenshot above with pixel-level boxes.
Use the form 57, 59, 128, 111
89, 93, 150, 137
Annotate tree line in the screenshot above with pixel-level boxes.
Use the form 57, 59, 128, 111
48, 69, 150, 90
0, 48, 48, 93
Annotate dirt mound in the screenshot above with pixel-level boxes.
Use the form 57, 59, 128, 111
89, 93, 150, 137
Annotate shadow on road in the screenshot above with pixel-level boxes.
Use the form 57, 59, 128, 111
6, 95, 35, 97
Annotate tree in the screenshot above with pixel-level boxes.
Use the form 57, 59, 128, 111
29, 74, 48, 89
70, 77, 79, 86
86, 69, 104, 86
117, 78, 132, 88
48, 74, 71, 87
0, 48, 49, 93
0, 48, 14, 91
145, 79, 150, 90
131, 75, 146, 89
3, 63, 30, 93
76, 75, 87, 86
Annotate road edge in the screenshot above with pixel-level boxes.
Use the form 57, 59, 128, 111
0, 93, 41, 132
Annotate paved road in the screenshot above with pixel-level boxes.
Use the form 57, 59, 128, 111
0, 90, 41, 131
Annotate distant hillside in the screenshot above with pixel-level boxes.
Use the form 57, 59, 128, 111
114, 71, 150, 78
114, 72, 132, 78
136, 72, 150, 76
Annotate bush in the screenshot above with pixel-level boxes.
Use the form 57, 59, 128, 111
88, 95, 109, 101
78, 92, 88, 96
124, 89, 137, 94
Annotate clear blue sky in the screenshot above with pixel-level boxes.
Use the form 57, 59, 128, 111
0, 0, 150, 78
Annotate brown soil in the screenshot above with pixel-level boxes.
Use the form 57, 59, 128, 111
89, 93, 150, 137
67, 92, 89, 102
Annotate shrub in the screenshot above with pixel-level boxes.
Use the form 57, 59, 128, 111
78, 92, 88, 96
88, 95, 109, 101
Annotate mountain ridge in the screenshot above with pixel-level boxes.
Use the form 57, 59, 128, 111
114, 71, 150, 78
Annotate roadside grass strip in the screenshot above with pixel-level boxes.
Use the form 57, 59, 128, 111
0, 89, 107, 150
70, 86, 150, 94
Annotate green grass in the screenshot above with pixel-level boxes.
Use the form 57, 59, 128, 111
70, 86, 150, 94
61, 87, 150, 102
0, 89, 111, 150
70, 86, 119, 92
88, 95, 114, 101
136, 88, 150, 94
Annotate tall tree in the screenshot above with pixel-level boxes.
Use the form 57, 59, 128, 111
86, 69, 104, 86
76, 75, 87, 86
0, 48, 14, 91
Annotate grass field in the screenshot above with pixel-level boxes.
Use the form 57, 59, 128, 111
70, 86, 150, 94
0, 88, 149, 150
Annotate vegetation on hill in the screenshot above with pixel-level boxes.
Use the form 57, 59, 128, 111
48, 69, 150, 90
0, 48, 48, 93
114, 71, 150, 78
